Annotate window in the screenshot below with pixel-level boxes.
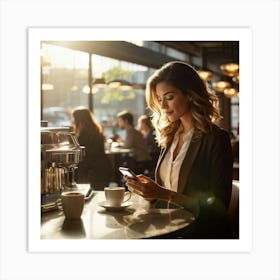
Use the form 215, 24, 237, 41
41, 43, 89, 127
41, 43, 156, 141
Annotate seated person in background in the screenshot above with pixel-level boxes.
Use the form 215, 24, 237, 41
137, 114, 160, 169
72, 107, 112, 189
125, 61, 233, 239
117, 110, 152, 174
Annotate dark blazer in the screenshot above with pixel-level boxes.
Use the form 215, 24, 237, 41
155, 125, 233, 238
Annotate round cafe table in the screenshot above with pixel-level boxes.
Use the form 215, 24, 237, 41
41, 185, 195, 239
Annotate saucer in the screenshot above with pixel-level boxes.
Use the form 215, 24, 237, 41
98, 201, 133, 211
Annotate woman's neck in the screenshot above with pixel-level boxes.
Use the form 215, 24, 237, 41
180, 115, 193, 134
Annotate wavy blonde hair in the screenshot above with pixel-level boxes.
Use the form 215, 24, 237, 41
146, 61, 221, 148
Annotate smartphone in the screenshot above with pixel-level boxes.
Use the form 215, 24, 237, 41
118, 167, 138, 181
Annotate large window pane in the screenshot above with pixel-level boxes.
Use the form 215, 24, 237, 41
41, 43, 89, 126
41, 43, 156, 141
90, 54, 155, 139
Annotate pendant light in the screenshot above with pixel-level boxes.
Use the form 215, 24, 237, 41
213, 81, 231, 92
220, 62, 239, 77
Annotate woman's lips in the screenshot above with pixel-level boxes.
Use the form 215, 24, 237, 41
165, 111, 173, 116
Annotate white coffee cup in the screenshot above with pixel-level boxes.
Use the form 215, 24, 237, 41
61, 191, 85, 219
104, 186, 131, 206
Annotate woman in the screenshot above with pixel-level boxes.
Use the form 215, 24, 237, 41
72, 107, 112, 189
125, 61, 233, 238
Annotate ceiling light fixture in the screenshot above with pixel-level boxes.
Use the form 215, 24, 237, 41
198, 70, 213, 82
220, 62, 239, 77
232, 74, 239, 83
224, 88, 238, 98
213, 81, 231, 92
108, 79, 133, 91
92, 77, 107, 88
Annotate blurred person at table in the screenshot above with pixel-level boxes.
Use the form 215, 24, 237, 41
125, 61, 233, 238
137, 114, 160, 169
72, 107, 112, 189
117, 110, 152, 174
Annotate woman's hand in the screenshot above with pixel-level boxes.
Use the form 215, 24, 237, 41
125, 174, 200, 216
125, 174, 169, 201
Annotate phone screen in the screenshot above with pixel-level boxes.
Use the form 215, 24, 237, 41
119, 167, 138, 180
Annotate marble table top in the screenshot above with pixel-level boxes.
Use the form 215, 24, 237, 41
41, 188, 195, 239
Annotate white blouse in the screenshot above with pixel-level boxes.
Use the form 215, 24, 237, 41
159, 126, 194, 192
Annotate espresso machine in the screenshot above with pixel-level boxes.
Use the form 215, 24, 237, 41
41, 125, 89, 210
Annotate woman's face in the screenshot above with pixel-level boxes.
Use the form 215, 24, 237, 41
155, 82, 189, 122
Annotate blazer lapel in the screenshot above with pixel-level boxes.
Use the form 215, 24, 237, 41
155, 145, 170, 185
177, 138, 202, 194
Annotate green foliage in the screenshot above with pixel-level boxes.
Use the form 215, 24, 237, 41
104, 66, 134, 82
98, 66, 136, 104
100, 89, 136, 104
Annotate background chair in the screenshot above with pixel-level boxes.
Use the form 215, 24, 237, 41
228, 180, 239, 238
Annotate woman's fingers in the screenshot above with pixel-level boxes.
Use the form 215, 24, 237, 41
126, 179, 153, 199
137, 174, 152, 183
127, 183, 143, 197
126, 179, 143, 191
126, 179, 147, 196
126, 177, 161, 200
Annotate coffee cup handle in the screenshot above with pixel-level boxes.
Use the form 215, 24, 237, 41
123, 191, 131, 203
57, 199, 63, 211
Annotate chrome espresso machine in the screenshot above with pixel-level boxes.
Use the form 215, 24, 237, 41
41, 125, 90, 211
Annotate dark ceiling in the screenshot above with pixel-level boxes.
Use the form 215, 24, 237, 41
156, 41, 239, 65
45, 40, 239, 75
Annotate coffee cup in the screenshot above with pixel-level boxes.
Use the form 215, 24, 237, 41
61, 191, 84, 219
104, 186, 131, 207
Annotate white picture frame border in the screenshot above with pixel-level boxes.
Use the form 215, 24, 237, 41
28, 27, 252, 253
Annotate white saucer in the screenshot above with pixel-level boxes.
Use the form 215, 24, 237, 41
98, 201, 133, 211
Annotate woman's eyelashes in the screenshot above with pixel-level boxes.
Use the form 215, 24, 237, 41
157, 94, 174, 103
166, 95, 174, 101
